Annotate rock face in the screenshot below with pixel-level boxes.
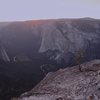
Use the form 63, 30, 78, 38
0, 18, 100, 65
0, 41, 10, 62
19, 60, 100, 100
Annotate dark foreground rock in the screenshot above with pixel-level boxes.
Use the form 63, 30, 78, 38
19, 60, 100, 100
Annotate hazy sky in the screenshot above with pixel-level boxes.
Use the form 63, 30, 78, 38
0, 0, 100, 21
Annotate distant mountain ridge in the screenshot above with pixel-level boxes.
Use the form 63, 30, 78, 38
0, 18, 100, 66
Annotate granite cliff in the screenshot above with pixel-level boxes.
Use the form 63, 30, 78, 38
0, 18, 100, 65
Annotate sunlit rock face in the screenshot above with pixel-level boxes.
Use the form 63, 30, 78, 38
0, 18, 100, 65
18, 60, 100, 100
0, 42, 10, 62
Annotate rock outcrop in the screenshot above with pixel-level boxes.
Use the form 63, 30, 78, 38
19, 60, 100, 100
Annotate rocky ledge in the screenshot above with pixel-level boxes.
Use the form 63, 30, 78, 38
18, 59, 100, 100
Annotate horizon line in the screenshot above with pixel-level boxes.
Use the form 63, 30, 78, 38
0, 17, 99, 22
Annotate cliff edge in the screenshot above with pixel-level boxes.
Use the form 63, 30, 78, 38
19, 59, 100, 100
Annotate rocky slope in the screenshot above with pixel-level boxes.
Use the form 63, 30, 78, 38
0, 18, 100, 65
18, 59, 100, 100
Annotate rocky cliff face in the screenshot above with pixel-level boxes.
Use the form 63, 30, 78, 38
0, 18, 100, 65
18, 59, 100, 100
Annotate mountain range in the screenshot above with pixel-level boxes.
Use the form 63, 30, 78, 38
0, 17, 100, 99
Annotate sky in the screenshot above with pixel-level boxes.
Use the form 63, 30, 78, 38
0, 0, 100, 21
